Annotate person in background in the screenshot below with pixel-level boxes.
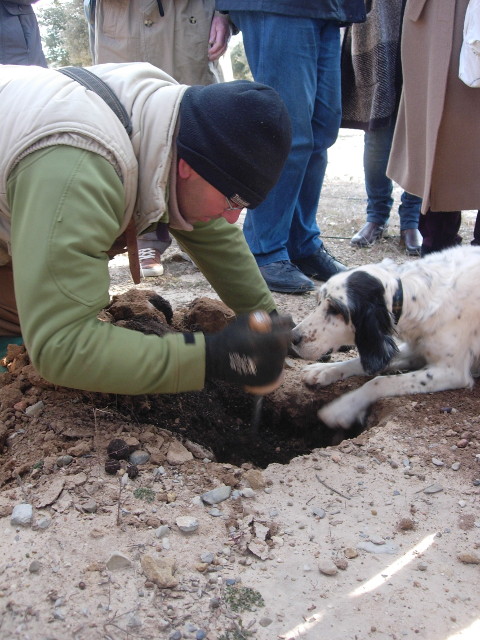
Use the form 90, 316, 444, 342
0, 64, 292, 396
342, 0, 423, 256
215, 1, 366, 294
84, 0, 231, 277
388, 0, 480, 255
0, 0, 47, 66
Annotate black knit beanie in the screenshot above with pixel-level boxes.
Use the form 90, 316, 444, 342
177, 80, 292, 209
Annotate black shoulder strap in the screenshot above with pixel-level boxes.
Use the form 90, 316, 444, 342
58, 66, 133, 137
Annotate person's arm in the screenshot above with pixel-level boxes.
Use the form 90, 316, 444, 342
8, 146, 206, 395
170, 218, 277, 316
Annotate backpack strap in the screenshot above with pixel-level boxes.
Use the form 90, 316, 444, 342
58, 66, 133, 136
57, 66, 140, 284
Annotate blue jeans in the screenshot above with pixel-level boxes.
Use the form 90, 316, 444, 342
230, 12, 342, 266
364, 123, 421, 230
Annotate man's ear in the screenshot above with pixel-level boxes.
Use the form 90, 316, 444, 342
178, 158, 195, 180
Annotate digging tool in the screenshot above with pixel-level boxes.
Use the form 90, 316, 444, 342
244, 311, 274, 434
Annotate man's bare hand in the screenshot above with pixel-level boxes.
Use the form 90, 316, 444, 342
208, 14, 231, 60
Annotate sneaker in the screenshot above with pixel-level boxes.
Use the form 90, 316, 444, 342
293, 247, 346, 282
139, 247, 164, 277
259, 260, 315, 294
351, 221, 388, 247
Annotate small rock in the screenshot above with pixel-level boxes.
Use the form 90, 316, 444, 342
154, 525, 170, 538
344, 547, 358, 559
129, 450, 150, 466
107, 439, 131, 460
11, 503, 33, 526
312, 507, 326, 519
318, 560, 338, 576
80, 499, 97, 514
397, 517, 415, 531
423, 483, 444, 494
333, 558, 348, 570
243, 469, 266, 490
368, 535, 385, 545
456, 439, 469, 448
141, 554, 178, 588
451, 462, 461, 471
166, 440, 194, 465
431, 458, 444, 467
105, 459, 121, 475
457, 552, 480, 565
106, 552, 132, 571
176, 516, 199, 533
29, 560, 41, 573
259, 617, 273, 627
201, 485, 231, 505
56, 455, 73, 468
241, 488, 255, 498
25, 401, 44, 417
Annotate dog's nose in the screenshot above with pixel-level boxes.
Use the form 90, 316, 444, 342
291, 329, 302, 346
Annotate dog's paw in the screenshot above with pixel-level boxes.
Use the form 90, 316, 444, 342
303, 363, 342, 388
318, 397, 367, 430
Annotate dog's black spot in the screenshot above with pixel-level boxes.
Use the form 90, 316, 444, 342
346, 271, 398, 375
426, 373, 433, 380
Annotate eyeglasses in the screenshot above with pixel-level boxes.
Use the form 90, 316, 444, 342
224, 196, 242, 212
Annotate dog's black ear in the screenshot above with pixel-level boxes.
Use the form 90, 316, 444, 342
346, 271, 398, 375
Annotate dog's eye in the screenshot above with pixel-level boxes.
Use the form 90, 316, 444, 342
327, 299, 350, 323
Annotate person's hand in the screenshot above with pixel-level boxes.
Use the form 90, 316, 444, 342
204, 312, 292, 390
208, 14, 231, 60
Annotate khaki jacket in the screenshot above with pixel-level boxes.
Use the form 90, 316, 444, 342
0, 62, 188, 265
93, 0, 220, 85
388, 0, 480, 212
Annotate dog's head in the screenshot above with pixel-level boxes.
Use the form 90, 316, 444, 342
291, 268, 399, 375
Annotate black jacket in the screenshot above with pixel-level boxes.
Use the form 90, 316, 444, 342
215, 1, 366, 24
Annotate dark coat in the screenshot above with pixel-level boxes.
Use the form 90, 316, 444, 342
215, 1, 366, 24
0, 0, 47, 66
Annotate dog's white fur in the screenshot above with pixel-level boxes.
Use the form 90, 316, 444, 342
292, 245, 480, 430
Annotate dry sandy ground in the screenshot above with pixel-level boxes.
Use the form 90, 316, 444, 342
0, 131, 479, 640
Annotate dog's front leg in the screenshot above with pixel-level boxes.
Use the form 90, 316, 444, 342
303, 357, 366, 388
318, 365, 473, 430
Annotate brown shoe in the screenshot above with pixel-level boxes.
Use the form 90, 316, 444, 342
400, 228, 422, 256
351, 222, 387, 247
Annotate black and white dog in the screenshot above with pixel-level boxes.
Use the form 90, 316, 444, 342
292, 245, 480, 430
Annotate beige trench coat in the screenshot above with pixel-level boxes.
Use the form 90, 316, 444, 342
94, 0, 221, 85
388, 0, 480, 213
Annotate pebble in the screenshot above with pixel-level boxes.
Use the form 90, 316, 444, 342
155, 525, 170, 538
196, 631, 207, 640
431, 458, 444, 467
200, 552, 214, 564
11, 503, 33, 526
29, 560, 41, 573
457, 552, 480, 565
318, 560, 338, 576
312, 507, 326, 519
368, 535, 386, 545
201, 485, 231, 505
176, 516, 199, 533
417, 562, 428, 571
259, 617, 273, 627
166, 440, 193, 465
208, 508, 223, 517
357, 541, 399, 555
25, 401, 44, 417
129, 450, 150, 466
56, 455, 73, 467
240, 488, 255, 498
423, 483, 443, 494
34, 516, 51, 530
451, 462, 461, 471
344, 547, 358, 559
106, 552, 132, 571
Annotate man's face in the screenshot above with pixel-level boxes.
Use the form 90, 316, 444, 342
177, 159, 244, 225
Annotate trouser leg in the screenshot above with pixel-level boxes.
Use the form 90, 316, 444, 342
0, 263, 21, 336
